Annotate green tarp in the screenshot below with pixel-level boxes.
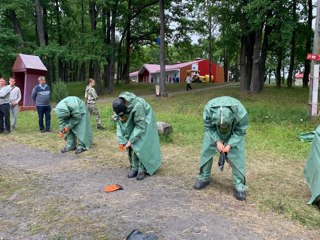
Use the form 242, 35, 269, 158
304, 126, 320, 205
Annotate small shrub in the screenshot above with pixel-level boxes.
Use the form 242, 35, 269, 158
52, 80, 69, 103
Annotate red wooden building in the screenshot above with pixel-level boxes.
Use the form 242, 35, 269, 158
129, 59, 224, 83
11, 54, 47, 110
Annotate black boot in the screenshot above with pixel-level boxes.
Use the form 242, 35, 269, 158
61, 146, 76, 153
136, 171, 145, 180
75, 147, 86, 154
128, 169, 138, 178
193, 179, 209, 190
234, 189, 246, 201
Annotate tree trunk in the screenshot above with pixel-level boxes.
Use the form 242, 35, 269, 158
103, 1, 117, 93
124, 0, 132, 84
43, 6, 49, 45
239, 36, 247, 91
34, 0, 46, 47
276, 53, 282, 87
287, 0, 297, 88
159, 0, 168, 97
5, 9, 24, 48
208, 0, 213, 83
260, 22, 272, 92
89, 0, 97, 31
239, 15, 254, 92
224, 45, 229, 82
303, 0, 313, 88
88, 0, 101, 89
250, 27, 263, 94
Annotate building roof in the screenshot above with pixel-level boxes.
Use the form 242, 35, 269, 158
129, 71, 139, 77
131, 59, 204, 76
12, 53, 47, 72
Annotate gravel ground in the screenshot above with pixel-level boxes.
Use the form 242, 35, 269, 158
0, 140, 318, 240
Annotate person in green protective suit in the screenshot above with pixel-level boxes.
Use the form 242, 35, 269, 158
55, 96, 93, 154
193, 96, 248, 201
304, 125, 320, 208
112, 92, 162, 180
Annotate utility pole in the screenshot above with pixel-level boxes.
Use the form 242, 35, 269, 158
309, 0, 320, 116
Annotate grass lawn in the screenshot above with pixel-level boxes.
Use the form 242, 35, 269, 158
2, 82, 320, 229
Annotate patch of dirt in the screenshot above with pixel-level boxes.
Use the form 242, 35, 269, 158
0, 140, 318, 240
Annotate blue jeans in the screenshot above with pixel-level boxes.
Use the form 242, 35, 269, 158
36, 105, 51, 131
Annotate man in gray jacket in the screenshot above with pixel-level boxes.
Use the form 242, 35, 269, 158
9, 77, 21, 130
31, 76, 51, 133
0, 78, 11, 133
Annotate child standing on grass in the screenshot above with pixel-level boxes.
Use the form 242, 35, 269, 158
85, 78, 104, 130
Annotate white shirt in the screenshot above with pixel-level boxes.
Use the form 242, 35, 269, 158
10, 86, 21, 105
186, 76, 192, 84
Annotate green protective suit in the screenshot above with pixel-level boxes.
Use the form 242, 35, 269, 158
55, 96, 93, 149
197, 96, 248, 191
304, 125, 320, 205
115, 92, 162, 175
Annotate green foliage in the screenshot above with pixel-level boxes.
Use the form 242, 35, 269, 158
52, 80, 69, 104
66, 81, 86, 98
0, 29, 20, 77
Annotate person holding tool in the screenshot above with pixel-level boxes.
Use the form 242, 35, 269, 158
193, 96, 248, 201
112, 92, 162, 180
55, 96, 92, 154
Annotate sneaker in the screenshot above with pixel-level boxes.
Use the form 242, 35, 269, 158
193, 179, 209, 190
61, 146, 76, 153
3, 130, 10, 134
234, 189, 246, 201
40, 129, 46, 133
128, 169, 138, 178
136, 171, 146, 180
75, 147, 87, 154
45, 129, 52, 133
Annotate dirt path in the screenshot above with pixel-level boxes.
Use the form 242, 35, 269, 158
0, 140, 318, 240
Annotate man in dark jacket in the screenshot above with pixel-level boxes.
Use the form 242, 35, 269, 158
0, 78, 11, 133
31, 76, 51, 133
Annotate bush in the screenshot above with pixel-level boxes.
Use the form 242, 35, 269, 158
52, 80, 69, 103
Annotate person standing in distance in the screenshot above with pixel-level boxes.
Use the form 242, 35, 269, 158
9, 77, 21, 130
85, 78, 104, 130
0, 78, 11, 133
31, 76, 51, 133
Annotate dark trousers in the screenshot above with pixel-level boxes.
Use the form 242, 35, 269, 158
186, 83, 192, 91
0, 103, 10, 132
37, 105, 51, 131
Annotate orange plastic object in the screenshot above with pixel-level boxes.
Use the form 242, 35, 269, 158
104, 184, 123, 192
58, 132, 64, 138
119, 144, 125, 152
63, 127, 69, 133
